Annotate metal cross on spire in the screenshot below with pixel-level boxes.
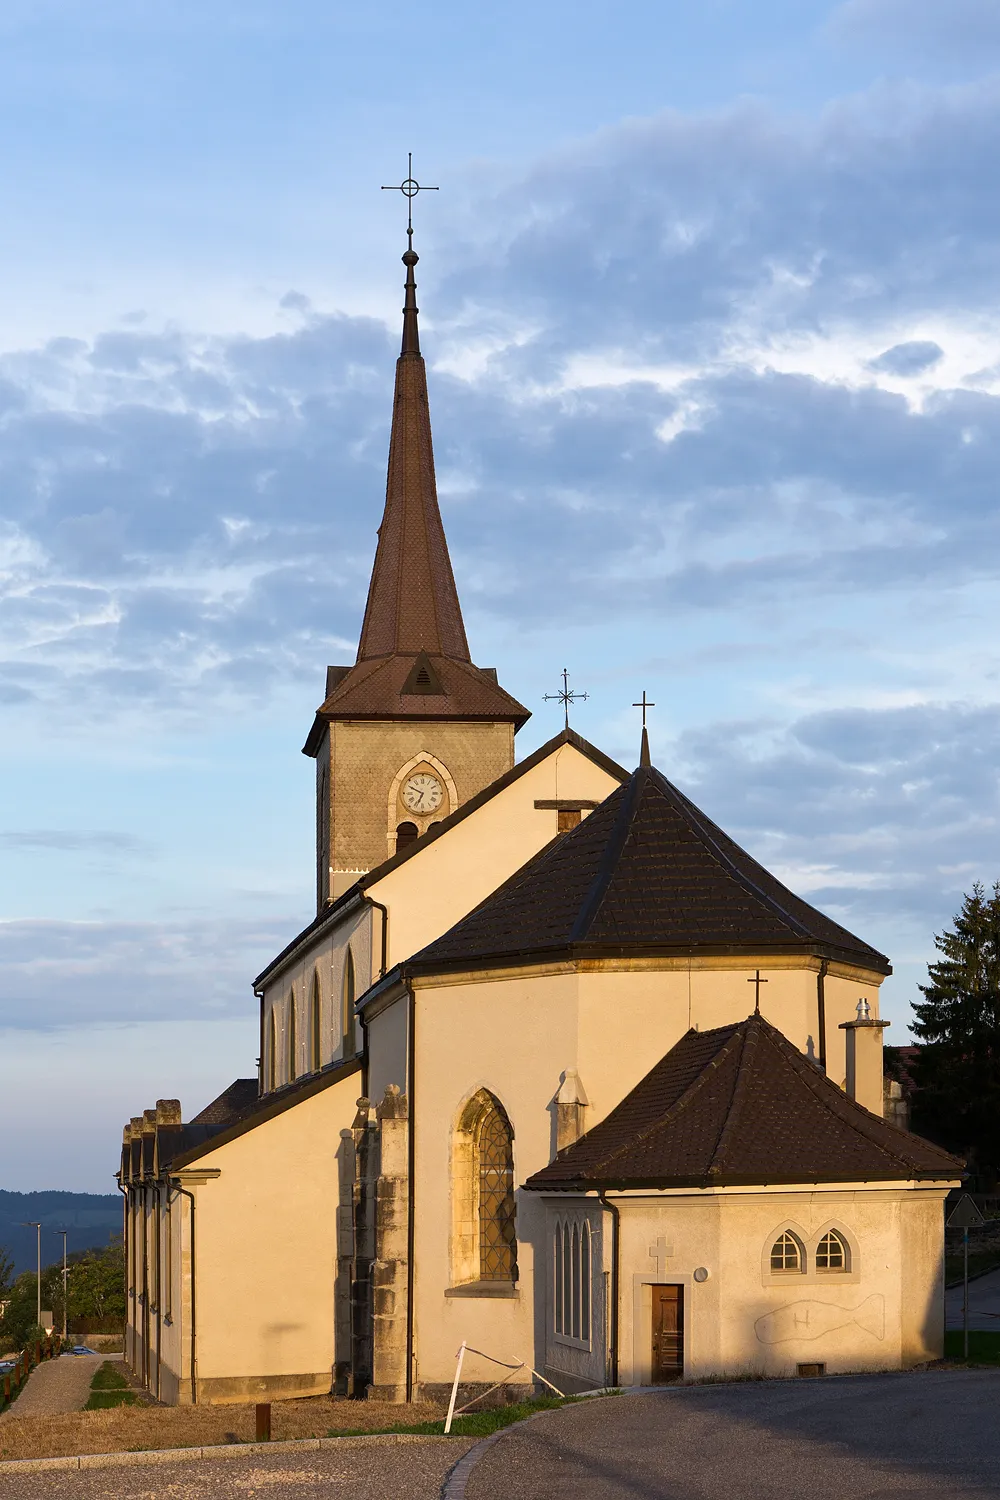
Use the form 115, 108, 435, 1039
382, 152, 438, 238
633, 691, 655, 768
544, 668, 588, 730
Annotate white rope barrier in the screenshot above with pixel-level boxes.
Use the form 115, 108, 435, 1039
443, 1341, 565, 1432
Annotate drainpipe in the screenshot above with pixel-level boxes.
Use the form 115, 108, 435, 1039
816, 960, 828, 1072
405, 981, 415, 1402
171, 1181, 198, 1405
115, 1180, 128, 1366
598, 1191, 620, 1388
256, 988, 264, 1096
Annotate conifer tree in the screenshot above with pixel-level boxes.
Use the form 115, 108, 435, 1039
912, 882, 1000, 1184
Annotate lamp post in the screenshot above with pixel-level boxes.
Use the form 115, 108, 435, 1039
58, 1231, 68, 1341
22, 1223, 41, 1332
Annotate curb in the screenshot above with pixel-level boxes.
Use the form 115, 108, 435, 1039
442, 1409, 565, 1500
0, 1431, 443, 1475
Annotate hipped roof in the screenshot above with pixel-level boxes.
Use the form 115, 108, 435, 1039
525, 1014, 963, 1191
408, 764, 891, 975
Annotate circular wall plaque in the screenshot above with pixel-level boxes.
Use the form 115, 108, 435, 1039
693, 1266, 710, 1283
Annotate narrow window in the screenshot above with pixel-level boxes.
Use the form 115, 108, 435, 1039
288, 987, 297, 1082
342, 949, 356, 1057
571, 1222, 581, 1339
552, 1218, 591, 1345
554, 1223, 564, 1335
396, 820, 418, 850
477, 1099, 517, 1281
268, 1008, 277, 1093
770, 1231, 804, 1273
310, 972, 321, 1072
581, 1222, 591, 1337
816, 1230, 849, 1272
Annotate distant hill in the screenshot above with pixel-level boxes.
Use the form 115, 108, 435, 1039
0, 1191, 121, 1277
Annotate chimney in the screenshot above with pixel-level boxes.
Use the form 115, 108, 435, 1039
155, 1099, 182, 1126
839, 1000, 890, 1114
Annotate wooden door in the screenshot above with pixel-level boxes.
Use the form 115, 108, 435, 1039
651, 1284, 683, 1383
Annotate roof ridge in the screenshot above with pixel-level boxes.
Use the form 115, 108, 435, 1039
705, 1018, 763, 1178
568, 769, 646, 943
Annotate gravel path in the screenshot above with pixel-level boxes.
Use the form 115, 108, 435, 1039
0, 1435, 475, 1500
0, 1357, 104, 1420
461, 1369, 1000, 1499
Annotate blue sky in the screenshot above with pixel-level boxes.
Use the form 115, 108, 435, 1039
1, 0, 999, 1189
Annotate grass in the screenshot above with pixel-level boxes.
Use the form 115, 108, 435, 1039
943, 1330, 1000, 1364
325, 1393, 568, 1440
83, 1361, 141, 1411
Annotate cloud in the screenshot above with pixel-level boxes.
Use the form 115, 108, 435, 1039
0, 829, 152, 855
868, 341, 944, 375
829, 0, 1000, 59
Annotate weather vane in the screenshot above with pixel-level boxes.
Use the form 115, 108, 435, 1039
544, 668, 588, 730
382, 152, 438, 238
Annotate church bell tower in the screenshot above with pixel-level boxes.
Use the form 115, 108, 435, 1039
303, 234, 529, 907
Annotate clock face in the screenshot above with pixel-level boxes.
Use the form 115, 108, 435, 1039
402, 772, 444, 815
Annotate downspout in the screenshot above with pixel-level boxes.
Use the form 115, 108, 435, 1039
598, 1191, 620, 1388
256, 988, 264, 1095
171, 1181, 198, 1405
817, 960, 828, 1073
405, 980, 415, 1402
141, 1185, 149, 1390
115, 1180, 128, 1366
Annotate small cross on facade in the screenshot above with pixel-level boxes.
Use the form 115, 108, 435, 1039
748, 969, 769, 1015
648, 1235, 674, 1278
544, 668, 588, 730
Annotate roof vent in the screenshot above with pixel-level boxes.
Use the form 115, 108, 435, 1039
401, 650, 443, 695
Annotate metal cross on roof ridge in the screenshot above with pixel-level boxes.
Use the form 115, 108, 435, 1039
544, 668, 588, 731
382, 152, 439, 237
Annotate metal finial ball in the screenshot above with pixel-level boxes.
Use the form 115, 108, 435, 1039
402, 249, 419, 266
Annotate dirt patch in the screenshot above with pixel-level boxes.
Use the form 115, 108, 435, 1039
0, 1395, 445, 1461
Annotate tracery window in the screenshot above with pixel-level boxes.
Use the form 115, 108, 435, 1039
554, 1219, 591, 1345
342, 949, 356, 1057
770, 1231, 804, 1273
477, 1101, 517, 1281
310, 972, 321, 1072
816, 1230, 849, 1272
287, 987, 297, 1082
267, 1008, 277, 1093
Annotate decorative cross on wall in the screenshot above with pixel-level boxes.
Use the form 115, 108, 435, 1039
544, 668, 588, 730
381, 152, 439, 236
648, 1235, 674, 1278
748, 969, 769, 1015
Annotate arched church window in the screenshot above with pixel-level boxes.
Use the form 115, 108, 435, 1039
342, 949, 356, 1058
287, 988, 297, 1083
477, 1099, 517, 1282
267, 1008, 277, 1093
395, 821, 418, 850
816, 1230, 849, 1272
310, 971, 321, 1072
554, 1219, 591, 1344
770, 1231, 804, 1273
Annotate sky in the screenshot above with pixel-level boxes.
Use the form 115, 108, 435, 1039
1, 0, 999, 1190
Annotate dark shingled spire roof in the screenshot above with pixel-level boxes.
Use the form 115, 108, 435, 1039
407, 763, 891, 974
525, 1013, 962, 1190
303, 240, 527, 751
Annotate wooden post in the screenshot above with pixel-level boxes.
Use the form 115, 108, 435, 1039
255, 1402, 271, 1441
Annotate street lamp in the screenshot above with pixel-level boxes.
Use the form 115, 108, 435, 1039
58, 1231, 68, 1341
22, 1223, 41, 1332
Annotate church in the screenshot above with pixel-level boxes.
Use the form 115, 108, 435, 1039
118, 230, 962, 1406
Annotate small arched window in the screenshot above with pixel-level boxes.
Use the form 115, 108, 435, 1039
342, 949, 356, 1057
477, 1099, 517, 1282
396, 821, 418, 850
287, 988, 297, 1083
816, 1230, 849, 1272
554, 1219, 591, 1344
310, 971, 321, 1072
267, 1008, 277, 1093
770, 1231, 804, 1273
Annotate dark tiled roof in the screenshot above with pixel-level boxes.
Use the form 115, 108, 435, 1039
256, 728, 628, 990
190, 1079, 260, 1126
306, 650, 528, 736
524, 1014, 963, 1191
409, 765, 891, 974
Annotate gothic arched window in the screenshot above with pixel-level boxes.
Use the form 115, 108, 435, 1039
342, 949, 356, 1057
816, 1229, 849, 1272
310, 971, 321, 1072
267, 1008, 277, 1093
770, 1231, 804, 1273
287, 988, 297, 1082
476, 1098, 517, 1282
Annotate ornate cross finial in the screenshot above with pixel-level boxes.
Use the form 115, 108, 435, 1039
633, 691, 655, 768
382, 152, 438, 239
748, 969, 769, 1015
544, 668, 588, 731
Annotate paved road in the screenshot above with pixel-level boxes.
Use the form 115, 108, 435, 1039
462, 1370, 1000, 1499
946, 1265, 1000, 1330
0, 1436, 474, 1500
0, 1356, 103, 1420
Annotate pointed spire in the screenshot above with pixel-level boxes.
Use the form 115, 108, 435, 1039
356, 238, 471, 663
640, 725, 651, 767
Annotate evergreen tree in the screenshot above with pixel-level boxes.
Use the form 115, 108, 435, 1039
912, 881, 1000, 1184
